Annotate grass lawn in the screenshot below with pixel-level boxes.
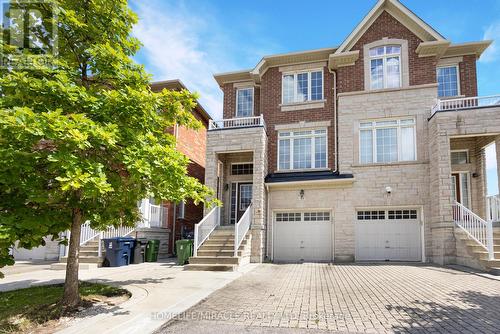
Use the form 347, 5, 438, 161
0, 281, 130, 333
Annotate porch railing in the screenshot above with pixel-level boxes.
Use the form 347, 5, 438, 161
193, 206, 220, 257
66, 221, 136, 258
431, 95, 500, 116
453, 201, 494, 260
138, 204, 168, 228
234, 203, 252, 256
487, 194, 500, 223
209, 115, 265, 130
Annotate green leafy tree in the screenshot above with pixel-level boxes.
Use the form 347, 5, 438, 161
0, 0, 214, 308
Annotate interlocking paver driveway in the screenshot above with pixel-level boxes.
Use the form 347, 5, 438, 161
160, 264, 500, 334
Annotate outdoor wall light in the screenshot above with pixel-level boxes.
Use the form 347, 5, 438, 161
299, 189, 305, 199
385, 186, 392, 194
224, 184, 229, 191
472, 172, 479, 178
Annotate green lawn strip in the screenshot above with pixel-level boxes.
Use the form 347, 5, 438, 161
0, 282, 130, 333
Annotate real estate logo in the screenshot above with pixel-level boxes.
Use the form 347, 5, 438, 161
0, 0, 58, 69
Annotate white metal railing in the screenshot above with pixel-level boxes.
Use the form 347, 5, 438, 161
193, 206, 220, 257
453, 201, 494, 260
65, 221, 136, 258
487, 194, 500, 223
139, 204, 168, 228
431, 95, 500, 116
209, 115, 265, 130
234, 203, 252, 256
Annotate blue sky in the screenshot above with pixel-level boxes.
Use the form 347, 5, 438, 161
129, 0, 500, 195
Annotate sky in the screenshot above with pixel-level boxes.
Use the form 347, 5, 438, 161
129, 0, 500, 195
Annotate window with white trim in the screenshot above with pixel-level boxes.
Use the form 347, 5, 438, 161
276, 212, 331, 222
359, 118, 416, 164
278, 129, 327, 170
437, 66, 459, 98
282, 70, 323, 104
451, 150, 469, 165
236, 87, 254, 117
369, 45, 401, 89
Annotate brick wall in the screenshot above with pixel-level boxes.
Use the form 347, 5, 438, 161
459, 55, 478, 97
337, 11, 437, 93
260, 67, 336, 172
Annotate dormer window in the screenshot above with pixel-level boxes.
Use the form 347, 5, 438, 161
369, 45, 401, 89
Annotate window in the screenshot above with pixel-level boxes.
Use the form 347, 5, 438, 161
278, 129, 327, 170
178, 201, 185, 219
231, 163, 253, 175
236, 87, 254, 117
437, 66, 459, 98
359, 118, 416, 164
388, 209, 417, 220
239, 184, 252, 211
451, 151, 469, 165
369, 45, 401, 89
304, 212, 330, 221
282, 70, 323, 104
276, 212, 302, 222
357, 211, 386, 220
276, 212, 331, 222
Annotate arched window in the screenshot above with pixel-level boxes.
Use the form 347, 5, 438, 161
369, 45, 401, 89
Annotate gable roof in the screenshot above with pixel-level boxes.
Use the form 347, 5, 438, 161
335, 0, 445, 54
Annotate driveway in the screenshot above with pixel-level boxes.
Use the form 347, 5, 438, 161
159, 263, 500, 334
1, 260, 255, 334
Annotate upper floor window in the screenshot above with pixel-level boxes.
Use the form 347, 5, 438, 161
359, 118, 416, 164
451, 150, 469, 165
236, 87, 254, 117
282, 70, 323, 104
437, 66, 459, 98
369, 45, 401, 89
278, 129, 327, 170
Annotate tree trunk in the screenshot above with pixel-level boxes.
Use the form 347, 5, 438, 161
61, 207, 83, 308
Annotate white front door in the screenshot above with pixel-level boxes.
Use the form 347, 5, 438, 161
273, 211, 332, 262
355, 209, 422, 262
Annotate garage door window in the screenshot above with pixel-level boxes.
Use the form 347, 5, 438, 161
388, 209, 417, 220
276, 212, 331, 222
357, 210, 385, 220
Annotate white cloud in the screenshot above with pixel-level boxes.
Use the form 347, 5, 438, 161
131, 1, 279, 120
481, 22, 500, 63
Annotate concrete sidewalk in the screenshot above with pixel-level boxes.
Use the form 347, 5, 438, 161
0, 260, 256, 334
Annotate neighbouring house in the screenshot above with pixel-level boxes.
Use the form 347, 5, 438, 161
34, 79, 210, 268
188, 0, 500, 273
138, 80, 210, 256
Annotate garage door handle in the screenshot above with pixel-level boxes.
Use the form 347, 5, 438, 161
300, 246, 305, 249
385, 246, 390, 249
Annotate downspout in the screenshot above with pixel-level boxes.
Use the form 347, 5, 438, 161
171, 124, 179, 255
328, 68, 339, 173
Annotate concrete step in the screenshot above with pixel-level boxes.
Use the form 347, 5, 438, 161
468, 244, 500, 252
80, 250, 99, 257
197, 249, 246, 257
475, 251, 500, 260
184, 264, 236, 272
60, 256, 103, 264
199, 244, 235, 251
80, 245, 99, 252
212, 230, 235, 236
188, 256, 240, 265
481, 259, 500, 268
50, 262, 100, 270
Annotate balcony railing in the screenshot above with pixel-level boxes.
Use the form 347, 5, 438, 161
431, 95, 500, 116
139, 204, 168, 228
209, 115, 265, 131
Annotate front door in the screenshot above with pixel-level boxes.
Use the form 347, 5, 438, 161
452, 172, 470, 208
237, 183, 252, 221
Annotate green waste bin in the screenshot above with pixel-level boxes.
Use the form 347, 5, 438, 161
176, 239, 193, 265
145, 239, 160, 262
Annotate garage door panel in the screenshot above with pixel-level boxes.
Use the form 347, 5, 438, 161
356, 209, 421, 262
274, 213, 332, 263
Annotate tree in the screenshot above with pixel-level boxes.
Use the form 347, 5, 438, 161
0, 0, 214, 308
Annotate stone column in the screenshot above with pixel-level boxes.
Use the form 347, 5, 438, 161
475, 145, 487, 219
428, 119, 456, 265
496, 136, 500, 195
250, 130, 267, 263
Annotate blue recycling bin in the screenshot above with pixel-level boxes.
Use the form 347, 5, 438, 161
102, 237, 135, 267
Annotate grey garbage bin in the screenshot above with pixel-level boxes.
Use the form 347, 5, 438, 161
132, 238, 147, 264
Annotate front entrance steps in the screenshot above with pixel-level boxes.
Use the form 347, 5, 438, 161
184, 228, 251, 272
455, 227, 500, 275
50, 240, 103, 270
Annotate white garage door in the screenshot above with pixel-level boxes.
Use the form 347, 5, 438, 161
274, 211, 332, 262
356, 209, 422, 262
